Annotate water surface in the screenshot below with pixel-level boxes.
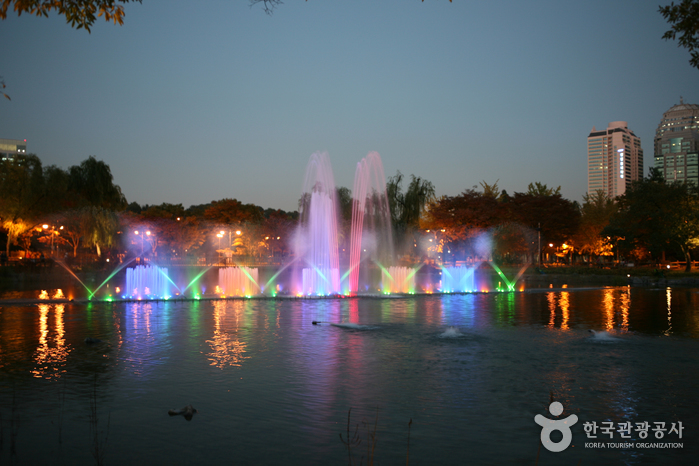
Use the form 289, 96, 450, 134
0, 287, 697, 464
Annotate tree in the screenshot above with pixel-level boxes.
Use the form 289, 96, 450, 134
660, 0, 699, 70
81, 206, 119, 257
509, 185, 580, 263
0, 0, 141, 31
574, 190, 616, 259
386, 171, 435, 236
605, 168, 699, 271
69, 156, 127, 210
526, 182, 561, 197
0, 154, 47, 255
203, 198, 264, 226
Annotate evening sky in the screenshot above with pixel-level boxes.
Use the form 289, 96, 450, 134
1, 0, 697, 211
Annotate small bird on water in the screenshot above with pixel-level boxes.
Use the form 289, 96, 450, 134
168, 405, 198, 421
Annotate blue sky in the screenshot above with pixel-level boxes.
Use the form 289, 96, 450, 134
1, 0, 697, 211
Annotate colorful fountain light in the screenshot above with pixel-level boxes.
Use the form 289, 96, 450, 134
349, 152, 394, 295
218, 267, 259, 297
125, 265, 171, 299
440, 266, 477, 293
381, 266, 415, 294
295, 152, 341, 295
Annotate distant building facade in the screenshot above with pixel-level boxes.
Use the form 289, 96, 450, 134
587, 121, 643, 198
0, 138, 27, 165
654, 98, 699, 186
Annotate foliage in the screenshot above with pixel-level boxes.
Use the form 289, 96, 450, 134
422, 190, 503, 244
509, 185, 579, 248
605, 168, 699, 271
0, 0, 141, 31
80, 206, 119, 257
386, 171, 435, 239
69, 156, 127, 210
526, 182, 561, 197
479, 180, 501, 199
574, 190, 616, 257
660, 0, 699, 70
0, 154, 48, 254
203, 198, 264, 226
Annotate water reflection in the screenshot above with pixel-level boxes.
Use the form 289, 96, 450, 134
206, 300, 249, 368
546, 291, 570, 330
31, 303, 71, 379
619, 287, 630, 332
665, 287, 673, 336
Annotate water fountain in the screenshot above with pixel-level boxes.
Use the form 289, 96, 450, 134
124, 265, 171, 299
381, 266, 415, 294
294, 152, 342, 295
440, 266, 476, 293
218, 266, 259, 297
349, 152, 394, 295
20, 152, 532, 303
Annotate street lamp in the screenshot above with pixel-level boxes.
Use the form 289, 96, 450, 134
42, 224, 60, 257
216, 232, 223, 264
135, 230, 151, 256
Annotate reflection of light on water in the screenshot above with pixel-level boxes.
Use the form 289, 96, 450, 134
31, 304, 70, 379
619, 288, 630, 331
560, 292, 569, 330
603, 289, 614, 330
547, 292, 555, 328
207, 301, 248, 368
545, 292, 569, 329
665, 287, 673, 336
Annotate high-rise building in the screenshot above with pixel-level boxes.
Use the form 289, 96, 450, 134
653, 98, 699, 186
587, 121, 643, 198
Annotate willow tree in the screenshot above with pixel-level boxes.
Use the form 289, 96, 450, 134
0, 154, 45, 255
386, 171, 435, 254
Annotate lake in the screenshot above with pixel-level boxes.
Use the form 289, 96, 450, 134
0, 286, 697, 464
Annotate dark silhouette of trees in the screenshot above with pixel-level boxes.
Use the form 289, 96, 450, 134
660, 0, 699, 70
605, 168, 699, 271
69, 156, 127, 210
509, 185, 580, 250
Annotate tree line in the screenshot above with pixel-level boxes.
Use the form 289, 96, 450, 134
2, 153, 698, 271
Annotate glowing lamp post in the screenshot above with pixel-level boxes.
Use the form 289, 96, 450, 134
216, 233, 224, 264
135, 230, 151, 256
41, 224, 62, 257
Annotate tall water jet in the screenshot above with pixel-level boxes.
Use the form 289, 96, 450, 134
295, 152, 341, 295
349, 152, 394, 294
125, 265, 170, 298
219, 267, 259, 296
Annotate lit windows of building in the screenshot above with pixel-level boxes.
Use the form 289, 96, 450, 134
587, 122, 643, 198
654, 98, 699, 186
